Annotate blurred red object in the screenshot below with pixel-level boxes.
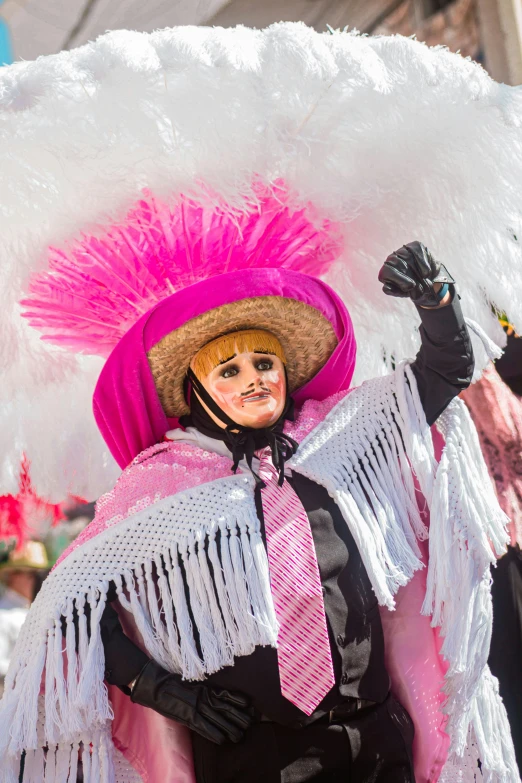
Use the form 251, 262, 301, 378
0, 457, 65, 551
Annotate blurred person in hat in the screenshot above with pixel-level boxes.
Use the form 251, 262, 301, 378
0, 540, 49, 696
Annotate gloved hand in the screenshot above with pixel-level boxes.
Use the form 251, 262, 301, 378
378, 240, 455, 308
130, 659, 256, 744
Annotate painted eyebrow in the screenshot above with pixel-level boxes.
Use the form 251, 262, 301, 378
218, 351, 275, 366
218, 351, 276, 367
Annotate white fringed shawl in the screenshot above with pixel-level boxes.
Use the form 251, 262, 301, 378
0, 365, 518, 782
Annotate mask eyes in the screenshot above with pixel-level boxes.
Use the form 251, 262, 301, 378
218, 355, 274, 379
220, 364, 239, 379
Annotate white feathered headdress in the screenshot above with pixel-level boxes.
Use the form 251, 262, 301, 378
1, 22, 522, 502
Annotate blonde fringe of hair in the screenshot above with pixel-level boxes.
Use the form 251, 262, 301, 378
191, 329, 286, 380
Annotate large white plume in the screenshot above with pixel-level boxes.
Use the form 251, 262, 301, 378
1, 22, 522, 500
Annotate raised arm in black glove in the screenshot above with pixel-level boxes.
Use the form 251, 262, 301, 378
378, 240, 455, 309
377, 240, 474, 425
130, 659, 256, 745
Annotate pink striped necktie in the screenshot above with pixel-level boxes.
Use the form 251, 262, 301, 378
257, 447, 335, 716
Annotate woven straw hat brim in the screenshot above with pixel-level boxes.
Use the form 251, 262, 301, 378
0, 541, 49, 572
147, 296, 338, 418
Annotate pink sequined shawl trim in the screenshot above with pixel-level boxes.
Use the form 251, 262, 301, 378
57, 392, 346, 567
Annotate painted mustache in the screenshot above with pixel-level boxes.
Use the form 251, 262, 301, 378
240, 384, 272, 401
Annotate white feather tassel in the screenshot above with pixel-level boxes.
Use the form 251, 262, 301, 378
465, 316, 504, 362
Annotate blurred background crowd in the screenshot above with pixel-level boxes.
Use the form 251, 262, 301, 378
0, 0, 521, 777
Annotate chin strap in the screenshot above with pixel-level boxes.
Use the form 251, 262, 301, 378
225, 427, 298, 487
186, 369, 298, 486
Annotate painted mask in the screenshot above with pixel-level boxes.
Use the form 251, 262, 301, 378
190, 330, 287, 429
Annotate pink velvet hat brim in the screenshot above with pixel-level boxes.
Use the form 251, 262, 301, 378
93, 268, 356, 469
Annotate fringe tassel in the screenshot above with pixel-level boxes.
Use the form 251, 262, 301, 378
360, 437, 423, 571
183, 539, 223, 673
67, 743, 79, 783
240, 525, 278, 644
464, 317, 503, 362
81, 741, 91, 783
77, 598, 89, 683
445, 671, 520, 782
163, 545, 204, 680
153, 552, 184, 672
98, 726, 116, 783
0, 477, 276, 771
374, 427, 424, 554
77, 588, 112, 726
44, 744, 57, 781
143, 558, 172, 661
28, 733, 112, 783
206, 532, 240, 645
23, 748, 42, 783
107, 521, 277, 684
313, 447, 421, 605
387, 416, 429, 541
135, 564, 151, 626
89, 739, 100, 783
115, 570, 173, 673
195, 531, 233, 665
5, 638, 47, 755
334, 487, 396, 607
64, 602, 81, 737
219, 523, 256, 655
44, 628, 61, 745
247, 529, 278, 644
396, 362, 437, 503
54, 743, 71, 783
81, 729, 116, 783
228, 527, 257, 645
52, 620, 68, 738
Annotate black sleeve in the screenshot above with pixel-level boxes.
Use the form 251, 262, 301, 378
410, 290, 474, 426
100, 597, 149, 691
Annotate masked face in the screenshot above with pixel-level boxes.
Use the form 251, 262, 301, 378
194, 349, 287, 429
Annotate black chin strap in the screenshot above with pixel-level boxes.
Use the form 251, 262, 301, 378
184, 369, 298, 487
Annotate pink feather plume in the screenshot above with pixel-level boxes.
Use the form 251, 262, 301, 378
0, 457, 64, 550
21, 182, 343, 356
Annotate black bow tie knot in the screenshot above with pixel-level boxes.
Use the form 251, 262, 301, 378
224, 427, 298, 487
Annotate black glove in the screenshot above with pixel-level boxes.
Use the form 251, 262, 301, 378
130, 659, 256, 745
378, 240, 455, 308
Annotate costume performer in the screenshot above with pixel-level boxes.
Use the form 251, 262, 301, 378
91, 242, 469, 783
1, 21, 522, 783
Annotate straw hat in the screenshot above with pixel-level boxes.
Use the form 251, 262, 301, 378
0, 541, 49, 573
148, 295, 338, 418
